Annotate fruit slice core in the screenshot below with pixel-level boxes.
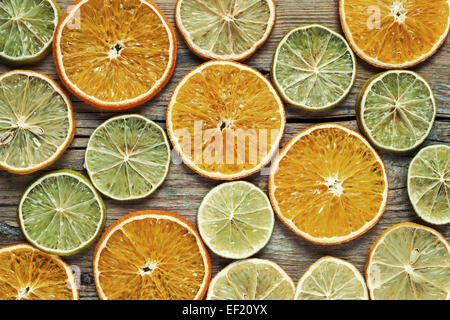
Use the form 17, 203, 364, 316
269, 124, 388, 244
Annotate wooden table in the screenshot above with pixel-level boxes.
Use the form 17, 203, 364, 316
0, 0, 448, 300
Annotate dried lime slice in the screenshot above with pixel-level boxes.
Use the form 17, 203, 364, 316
0, 0, 61, 64
85, 114, 170, 201
18, 170, 106, 256
175, 0, 276, 61
0, 70, 74, 174
198, 181, 274, 259
357, 70, 436, 153
207, 259, 295, 300
295, 257, 368, 300
366, 223, 450, 300
272, 24, 356, 111
408, 145, 449, 225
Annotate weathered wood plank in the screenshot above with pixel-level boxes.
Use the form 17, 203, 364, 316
0, 0, 448, 300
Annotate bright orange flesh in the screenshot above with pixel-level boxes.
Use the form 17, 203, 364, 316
0, 244, 78, 300
94, 211, 211, 300
269, 124, 388, 244
167, 61, 285, 180
340, 0, 450, 68
54, 0, 176, 109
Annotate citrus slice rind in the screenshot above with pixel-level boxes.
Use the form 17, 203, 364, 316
357, 70, 436, 153
295, 257, 368, 300
18, 170, 106, 256
207, 258, 295, 300
198, 181, 274, 259
0, 0, 61, 65
0, 70, 75, 175
53, 0, 177, 109
269, 123, 388, 245
93, 210, 211, 300
85, 114, 171, 201
0, 244, 79, 300
167, 60, 286, 181
272, 24, 356, 111
366, 223, 450, 300
408, 145, 450, 225
175, 0, 276, 61
340, 0, 450, 69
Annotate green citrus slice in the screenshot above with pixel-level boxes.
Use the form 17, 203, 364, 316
207, 259, 295, 300
408, 145, 449, 225
271, 24, 356, 111
295, 257, 368, 300
18, 170, 106, 256
85, 115, 170, 201
357, 70, 436, 153
175, 0, 276, 61
0, 70, 74, 174
198, 181, 274, 259
366, 223, 450, 300
0, 0, 61, 64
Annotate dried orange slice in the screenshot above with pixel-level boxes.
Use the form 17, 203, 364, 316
167, 60, 286, 180
53, 0, 177, 110
93, 210, 211, 300
0, 244, 79, 300
340, 0, 450, 68
269, 123, 388, 245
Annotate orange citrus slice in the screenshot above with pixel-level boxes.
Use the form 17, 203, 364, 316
0, 244, 79, 300
167, 60, 286, 180
269, 123, 388, 245
340, 0, 450, 68
93, 210, 211, 300
53, 0, 177, 110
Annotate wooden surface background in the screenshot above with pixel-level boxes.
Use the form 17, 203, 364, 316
0, 0, 448, 300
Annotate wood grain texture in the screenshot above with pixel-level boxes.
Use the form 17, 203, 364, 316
0, 0, 449, 300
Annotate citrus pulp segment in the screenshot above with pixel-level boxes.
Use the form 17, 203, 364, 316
269, 123, 388, 245
340, 0, 450, 68
0, 0, 61, 64
85, 115, 171, 201
53, 0, 177, 110
0, 244, 78, 300
366, 223, 450, 300
175, 0, 276, 61
207, 258, 295, 300
198, 181, 274, 259
0, 70, 75, 174
357, 70, 436, 153
295, 257, 368, 300
272, 25, 356, 111
18, 170, 106, 256
93, 210, 211, 300
167, 60, 286, 180
408, 145, 449, 225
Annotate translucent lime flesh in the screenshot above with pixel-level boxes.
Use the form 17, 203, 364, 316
296, 257, 368, 300
408, 145, 449, 225
359, 71, 435, 152
0, 72, 72, 171
273, 25, 355, 110
367, 225, 450, 300
178, 0, 273, 59
19, 171, 105, 255
207, 259, 295, 300
0, 0, 58, 62
85, 115, 170, 200
198, 181, 274, 259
